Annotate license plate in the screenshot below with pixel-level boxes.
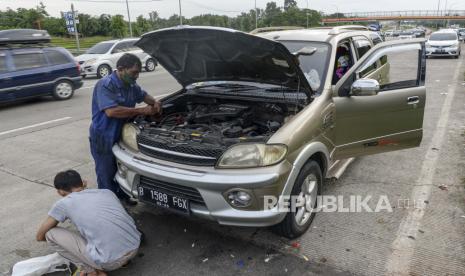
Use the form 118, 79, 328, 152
436, 49, 445, 53
138, 185, 190, 214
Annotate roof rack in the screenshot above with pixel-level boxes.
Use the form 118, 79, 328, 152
328, 25, 369, 35
250, 26, 305, 34
0, 29, 51, 45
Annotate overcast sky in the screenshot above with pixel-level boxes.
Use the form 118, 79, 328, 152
2, 0, 465, 19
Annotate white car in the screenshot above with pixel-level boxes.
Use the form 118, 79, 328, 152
426, 30, 461, 58
76, 38, 157, 78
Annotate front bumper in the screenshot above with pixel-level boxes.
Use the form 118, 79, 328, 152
113, 143, 292, 227
426, 47, 459, 56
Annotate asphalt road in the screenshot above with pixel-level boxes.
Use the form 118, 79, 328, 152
1, 47, 464, 276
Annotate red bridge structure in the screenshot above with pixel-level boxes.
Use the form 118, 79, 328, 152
322, 10, 465, 24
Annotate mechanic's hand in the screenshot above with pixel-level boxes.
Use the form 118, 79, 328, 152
140, 105, 157, 116
153, 100, 162, 115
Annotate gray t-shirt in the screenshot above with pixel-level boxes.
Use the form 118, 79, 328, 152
48, 189, 140, 265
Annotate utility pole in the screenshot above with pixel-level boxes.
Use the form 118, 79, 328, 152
436, 0, 441, 29
443, 0, 448, 27
255, 0, 258, 29
306, 0, 309, 28
125, 0, 133, 37
71, 4, 80, 52
179, 0, 183, 25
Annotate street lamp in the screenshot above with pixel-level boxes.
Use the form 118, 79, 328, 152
179, 0, 183, 25
124, 0, 163, 37
330, 4, 340, 22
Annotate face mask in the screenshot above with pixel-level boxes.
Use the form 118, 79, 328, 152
122, 72, 136, 85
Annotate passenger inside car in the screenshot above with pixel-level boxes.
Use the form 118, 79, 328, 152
332, 43, 353, 84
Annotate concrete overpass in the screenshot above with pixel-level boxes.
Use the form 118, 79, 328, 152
322, 10, 465, 24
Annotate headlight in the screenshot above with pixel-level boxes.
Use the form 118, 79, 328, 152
85, 58, 97, 65
217, 144, 287, 168
121, 123, 139, 152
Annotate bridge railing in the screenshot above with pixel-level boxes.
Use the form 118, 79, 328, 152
324, 10, 465, 18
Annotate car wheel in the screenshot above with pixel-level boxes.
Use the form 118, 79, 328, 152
52, 80, 74, 100
145, 58, 156, 72
97, 64, 111, 79
272, 160, 322, 239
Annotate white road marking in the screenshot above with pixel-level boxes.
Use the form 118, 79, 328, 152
385, 57, 464, 275
0, 117, 72, 136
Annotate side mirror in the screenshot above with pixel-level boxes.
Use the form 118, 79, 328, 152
350, 79, 380, 96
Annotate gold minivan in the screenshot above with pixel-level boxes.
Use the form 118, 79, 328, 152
114, 26, 426, 238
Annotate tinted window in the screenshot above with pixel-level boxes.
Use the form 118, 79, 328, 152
112, 42, 129, 53
86, 42, 114, 54
0, 52, 8, 73
354, 38, 371, 59
46, 50, 71, 65
429, 33, 457, 41
12, 52, 47, 71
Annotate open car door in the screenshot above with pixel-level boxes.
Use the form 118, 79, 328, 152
332, 39, 426, 160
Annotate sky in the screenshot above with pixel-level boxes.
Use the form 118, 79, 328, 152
1, 0, 465, 19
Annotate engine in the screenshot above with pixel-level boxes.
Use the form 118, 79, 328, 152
132, 95, 298, 165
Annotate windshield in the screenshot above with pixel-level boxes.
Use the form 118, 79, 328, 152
85, 42, 114, 54
279, 41, 330, 94
429, 33, 457, 41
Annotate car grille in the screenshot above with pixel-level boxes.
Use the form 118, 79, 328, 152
139, 175, 206, 206
137, 135, 224, 166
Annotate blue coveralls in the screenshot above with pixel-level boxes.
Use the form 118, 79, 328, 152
89, 71, 147, 197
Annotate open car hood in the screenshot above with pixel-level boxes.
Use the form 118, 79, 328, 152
136, 26, 312, 96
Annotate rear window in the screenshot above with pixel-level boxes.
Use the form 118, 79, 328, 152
430, 33, 457, 41
46, 50, 71, 65
12, 52, 47, 71
0, 52, 8, 73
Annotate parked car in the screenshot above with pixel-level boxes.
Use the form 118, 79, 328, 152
412, 28, 426, 38
398, 30, 416, 39
426, 29, 461, 58
76, 38, 157, 78
456, 28, 465, 42
0, 29, 82, 103
113, 26, 426, 238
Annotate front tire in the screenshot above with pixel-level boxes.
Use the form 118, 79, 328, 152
145, 58, 156, 72
272, 160, 322, 239
97, 64, 111, 79
52, 80, 74, 100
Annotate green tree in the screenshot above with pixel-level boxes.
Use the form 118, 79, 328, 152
134, 15, 151, 36
97, 14, 112, 36
110, 15, 126, 38
284, 0, 297, 10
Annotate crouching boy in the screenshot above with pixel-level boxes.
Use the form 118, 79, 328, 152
36, 170, 140, 276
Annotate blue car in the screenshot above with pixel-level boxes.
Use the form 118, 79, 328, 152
0, 29, 83, 103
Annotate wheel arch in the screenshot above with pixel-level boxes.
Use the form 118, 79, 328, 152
281, 142, 330, 197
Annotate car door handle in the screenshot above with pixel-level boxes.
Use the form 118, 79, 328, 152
407, 96, 420, 105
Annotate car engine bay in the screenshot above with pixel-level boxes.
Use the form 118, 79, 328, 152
132, 93, 303, 165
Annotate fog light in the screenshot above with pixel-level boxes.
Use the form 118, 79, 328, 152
117, 161, 128, 178
227, 190, 252, 208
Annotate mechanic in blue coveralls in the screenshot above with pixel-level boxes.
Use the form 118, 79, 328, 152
90, 53, 161, 204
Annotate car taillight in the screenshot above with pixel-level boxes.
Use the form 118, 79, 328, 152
76, 62, 81, 74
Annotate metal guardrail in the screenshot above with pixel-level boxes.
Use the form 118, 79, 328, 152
325, 10, 465, 18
